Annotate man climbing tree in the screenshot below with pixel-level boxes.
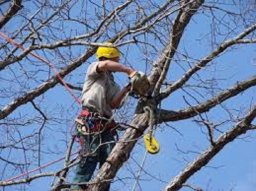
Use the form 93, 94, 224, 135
1, 1, 256, 191
71, 42, 148, 191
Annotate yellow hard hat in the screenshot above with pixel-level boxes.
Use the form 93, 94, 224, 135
96, 42, 120, 59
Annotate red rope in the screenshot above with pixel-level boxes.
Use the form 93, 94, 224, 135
0, 31, 82, 105
0, 32, 83, 182
5, 151, 78, 182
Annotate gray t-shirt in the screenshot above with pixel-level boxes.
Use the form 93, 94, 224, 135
81, 62, 120, 117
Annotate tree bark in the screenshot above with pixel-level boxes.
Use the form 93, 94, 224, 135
0, 0, 22, 29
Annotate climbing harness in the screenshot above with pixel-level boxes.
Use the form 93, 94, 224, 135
75, 108, 117, 136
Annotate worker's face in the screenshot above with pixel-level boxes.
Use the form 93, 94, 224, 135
111, 57, 120, 62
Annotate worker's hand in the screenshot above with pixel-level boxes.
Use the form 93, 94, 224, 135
124, 83, 132, 91
128, 70, 138, 78
129, 71, 150, 97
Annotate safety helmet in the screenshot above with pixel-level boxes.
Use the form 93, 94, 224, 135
96, 42, 120, 59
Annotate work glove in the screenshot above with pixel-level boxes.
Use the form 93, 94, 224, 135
129, 71, 150, 97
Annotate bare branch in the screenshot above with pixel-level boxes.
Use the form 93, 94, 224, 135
0, 172, 55, 186
0, 0, 22, 29
158, 23, 256, 101
159, 75, 256, 122
164, 106, 256, 190
0, 48, 95, 120
88, 113, 149, 191
151, 0, 204, 96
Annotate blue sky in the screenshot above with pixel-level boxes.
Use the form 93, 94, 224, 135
1, 1, 256, 191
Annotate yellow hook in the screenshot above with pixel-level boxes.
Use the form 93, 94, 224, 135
143, 133, 160, 154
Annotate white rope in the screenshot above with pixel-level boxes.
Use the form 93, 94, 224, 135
131, 149, 148, 191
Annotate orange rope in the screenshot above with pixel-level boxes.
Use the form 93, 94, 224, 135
0, 31, 82, 105
0, 32, 82, 182
5, 151, 78, 182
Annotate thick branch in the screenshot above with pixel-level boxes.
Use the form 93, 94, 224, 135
165, 106, 256, 190
0, 48, 95, 120
159, 75, 256, 122
158, 23, 256, 101
87, 113, 149, 191
152, 0, 204, 95
149, 1, 204, 94
0, 0, 22, 29
0, 0, 179, 119
87, 2, 204, 190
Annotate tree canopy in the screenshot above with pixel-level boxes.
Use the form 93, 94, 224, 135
0, 0, 256, 191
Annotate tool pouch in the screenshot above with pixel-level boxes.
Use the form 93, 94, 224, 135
75, 109, 117, 135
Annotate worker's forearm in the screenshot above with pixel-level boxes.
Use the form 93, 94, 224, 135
98, 60, 135, 76
110, 84, 131, 109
